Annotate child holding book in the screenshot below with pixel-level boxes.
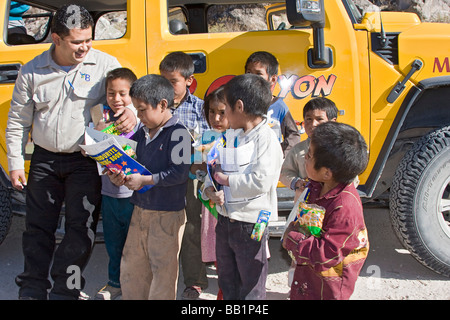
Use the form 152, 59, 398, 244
92, 67, 139, 300
107, 74, 191, 300
282, 121, 369, 300
203, 74, 283, 300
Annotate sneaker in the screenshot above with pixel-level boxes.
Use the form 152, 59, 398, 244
181, 286, 202, 300
94, 285, 122, 300
78, 291, 90, 300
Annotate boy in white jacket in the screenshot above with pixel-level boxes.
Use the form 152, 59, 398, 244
204, 74, 283, 300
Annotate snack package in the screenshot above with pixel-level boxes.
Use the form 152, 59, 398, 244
296, 202, 325, 238
102, 123, 135, 139
122, 144, 136, 159
251, 210, 271, 241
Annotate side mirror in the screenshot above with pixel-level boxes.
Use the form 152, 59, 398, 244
286, 0, 325, 27
286, 0, 331, 67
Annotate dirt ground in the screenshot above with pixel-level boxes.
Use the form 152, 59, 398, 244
0, 206, 448, 300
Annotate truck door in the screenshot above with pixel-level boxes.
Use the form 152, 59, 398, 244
147, 0, 369, 185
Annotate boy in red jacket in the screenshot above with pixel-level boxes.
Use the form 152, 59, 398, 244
282, 121, 369, 300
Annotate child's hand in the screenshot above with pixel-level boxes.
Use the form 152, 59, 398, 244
214, 171, 229, 187
95, 120, 111, 131
294, 178, 307, 191
282, 222, 297, 249
282, 221, 307, 249
124, 173, 144, 191
205, 186, 225, 206
106, 170, 126, 186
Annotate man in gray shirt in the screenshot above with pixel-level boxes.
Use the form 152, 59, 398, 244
6, 4, 136, 300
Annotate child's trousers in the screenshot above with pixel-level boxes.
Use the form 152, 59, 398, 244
120, 206, 186, 300
215, 214, 269, 300
101, 195, 133, 288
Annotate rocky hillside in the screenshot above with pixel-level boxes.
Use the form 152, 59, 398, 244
355, 0, 450, 22
23, 0, 449, 41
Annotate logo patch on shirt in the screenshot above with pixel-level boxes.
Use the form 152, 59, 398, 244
80, 72, 91, 81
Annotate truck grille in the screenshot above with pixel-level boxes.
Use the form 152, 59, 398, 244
371, 32, 399, 65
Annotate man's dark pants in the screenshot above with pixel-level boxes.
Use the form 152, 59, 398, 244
15, 145, 101, 300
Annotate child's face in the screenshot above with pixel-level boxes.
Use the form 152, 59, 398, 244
160, 70, 193, 103
133, 98, 167, 130
208, 100, 229, 132
303, 109, 330, 137
305, 142, 322, 182
106, 78, 132, 114
223, 98, 243, 130
245, 62, 277, 87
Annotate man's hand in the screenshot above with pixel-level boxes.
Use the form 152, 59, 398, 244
114, 108, 137, 133
10, 169, 26, 191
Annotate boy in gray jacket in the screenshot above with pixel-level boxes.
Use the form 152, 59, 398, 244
204, 74, 283, 300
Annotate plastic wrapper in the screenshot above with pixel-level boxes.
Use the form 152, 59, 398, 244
296, 202, 325, 238
251, 210, 271, 241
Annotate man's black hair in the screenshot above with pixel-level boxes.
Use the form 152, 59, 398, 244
51, 4, 94, 38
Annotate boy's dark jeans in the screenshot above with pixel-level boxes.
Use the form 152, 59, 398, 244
15, 145, 101, 300
215, 214, 268, 300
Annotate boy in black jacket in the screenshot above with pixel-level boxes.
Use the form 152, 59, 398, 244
107, 74, 191, 299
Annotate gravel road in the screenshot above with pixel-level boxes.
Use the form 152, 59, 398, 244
0, 205, 448, 300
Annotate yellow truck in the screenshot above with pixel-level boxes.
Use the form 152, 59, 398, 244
0, 0, 449, 276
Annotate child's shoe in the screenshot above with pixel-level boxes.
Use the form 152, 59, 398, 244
94, 284, 122, 300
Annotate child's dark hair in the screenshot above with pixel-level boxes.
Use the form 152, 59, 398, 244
223, 74, 272, 117
51, 4, 94, 38
106, 67, 137, 90
159, 51, 195, 79
244, 51, 279, 78
303, 97, 338, 121
203, 86, 226, 127
130, 74, 174, 109
310, 122, 368, 184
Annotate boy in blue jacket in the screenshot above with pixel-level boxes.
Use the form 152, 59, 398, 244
107, 74, 191, 300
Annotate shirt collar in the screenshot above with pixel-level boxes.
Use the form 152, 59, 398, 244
171, 88, 192, 111
143, 115, 180, 144
38, 44, 97, 71
309, 180, 350, 201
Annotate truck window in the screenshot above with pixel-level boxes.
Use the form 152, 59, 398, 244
6, 4, 52, 45
95, 11, 127, 40
267, 7, 292, 30
207, 4, 268, 32
168, 6, 188, 34
5, 1, 127, 45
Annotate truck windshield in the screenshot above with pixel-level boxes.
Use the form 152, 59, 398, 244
343, 0, 363, 23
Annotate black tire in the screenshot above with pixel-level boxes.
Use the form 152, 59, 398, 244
0, 185, 13, 245
389, 125, 450, 277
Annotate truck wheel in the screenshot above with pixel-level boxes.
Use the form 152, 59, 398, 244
390, 125, 450, 277
0, 185, 13, 245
